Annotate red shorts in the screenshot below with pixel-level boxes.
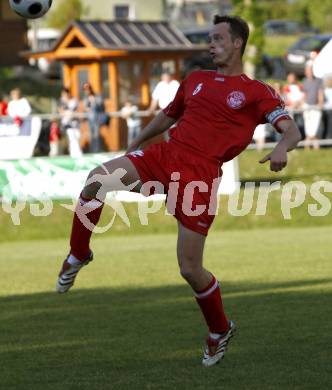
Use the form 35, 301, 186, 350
126, 140, 222, 235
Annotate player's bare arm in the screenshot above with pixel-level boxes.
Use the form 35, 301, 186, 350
260, 119, 302, 172
127, 111, 176, 153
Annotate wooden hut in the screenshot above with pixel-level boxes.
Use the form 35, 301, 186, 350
25, 20, 206, 150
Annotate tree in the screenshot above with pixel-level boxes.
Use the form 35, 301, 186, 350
287, 0, 332, 32
258, 0, 289, 21
46, 0, 89, 30
232, 0, 266, 78
306, 0, 332, 32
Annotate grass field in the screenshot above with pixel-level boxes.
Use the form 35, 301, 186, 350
1, 227, 332, 390
1, 148, 332, 389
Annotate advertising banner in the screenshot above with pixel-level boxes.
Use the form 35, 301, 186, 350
0, 153, 239, 202
0, 117, 42, 160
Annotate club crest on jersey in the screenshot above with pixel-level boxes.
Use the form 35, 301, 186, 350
192, 83, 203, 96
226, 91, 246, 109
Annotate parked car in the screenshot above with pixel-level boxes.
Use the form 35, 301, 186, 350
264, 20, 301, 35
284, 34, 332, 77
264, 19, 319, 35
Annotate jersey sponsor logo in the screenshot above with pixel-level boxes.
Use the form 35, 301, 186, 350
128, 150, 144, 158
214, 77, 225, 82
266, 107, 289, 124
192, 83, 203, 96
226, 91, 246, 109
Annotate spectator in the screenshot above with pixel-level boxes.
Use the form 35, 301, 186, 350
49, 120, 61, 157
252, 124, 267, 151
148, 72, 180, 140
59, 87, 82, 158
283, 73, 304, 138
0, 94, 8, 116
302, 62, 324, 150
7, 88, 31, 126
121, 99, 142, 147
149, 72, 180, 113
83, 83, 109, 153
323, 77, 332, 140
283, 73, 304, 110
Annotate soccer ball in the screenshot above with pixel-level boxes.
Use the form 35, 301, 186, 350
9, 0, 53, 19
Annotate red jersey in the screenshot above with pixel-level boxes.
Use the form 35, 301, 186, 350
49, 121, 61, 142
164, 70, 290, 163
0, 101, 8, 116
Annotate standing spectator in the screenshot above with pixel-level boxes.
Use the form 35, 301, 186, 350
149, 72, 180, 112
283, 73, 304, 138
323, 77, 332, 140
148, 72, 180, 140
83, 83, 109, 153
121, 99, 142, 147
283, 73, 304, 111
302, 62, 324, 150
7, 88, 31, 126
59, 87, 82, 158
0, 94, 8, 116
49, 120, 61, 157
252, 124, 267, 151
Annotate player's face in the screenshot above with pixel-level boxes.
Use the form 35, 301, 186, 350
208, 23, 241, 67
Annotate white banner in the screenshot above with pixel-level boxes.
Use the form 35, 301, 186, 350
0, 153, 239, 202
0, 117, 42, 160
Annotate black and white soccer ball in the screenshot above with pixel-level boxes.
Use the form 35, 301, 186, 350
9, 0, 53, 19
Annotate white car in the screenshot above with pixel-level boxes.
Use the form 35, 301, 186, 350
284, 34, 332, 77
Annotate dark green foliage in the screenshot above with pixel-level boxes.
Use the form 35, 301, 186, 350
46, 0, 89, 30
233, 0, 266, 71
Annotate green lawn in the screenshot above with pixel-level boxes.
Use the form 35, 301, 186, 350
0, 227, 331, 390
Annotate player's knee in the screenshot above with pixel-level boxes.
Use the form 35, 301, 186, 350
88, 165, 105, 180
84, 166, 105, 197
179, 266, 191, 281
178, 258, 201, 281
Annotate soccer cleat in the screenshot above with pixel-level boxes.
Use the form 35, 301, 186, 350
56, 252, 93, 293
202, 320, 236, 367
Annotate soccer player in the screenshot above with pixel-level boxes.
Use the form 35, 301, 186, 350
56, 15, 301, 367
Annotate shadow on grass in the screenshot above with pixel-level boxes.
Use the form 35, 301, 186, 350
0, 279, 331, 390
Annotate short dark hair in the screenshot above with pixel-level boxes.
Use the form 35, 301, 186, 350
213, 15, 249, 56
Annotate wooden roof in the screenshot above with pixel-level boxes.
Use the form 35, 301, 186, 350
71, 20, 194, 51
23, 20, 206, 60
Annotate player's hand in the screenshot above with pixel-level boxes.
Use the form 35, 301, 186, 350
259, 146, 288, 172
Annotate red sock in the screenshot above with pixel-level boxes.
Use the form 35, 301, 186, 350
195, 275, 229, 334
70, 193, 104, 261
